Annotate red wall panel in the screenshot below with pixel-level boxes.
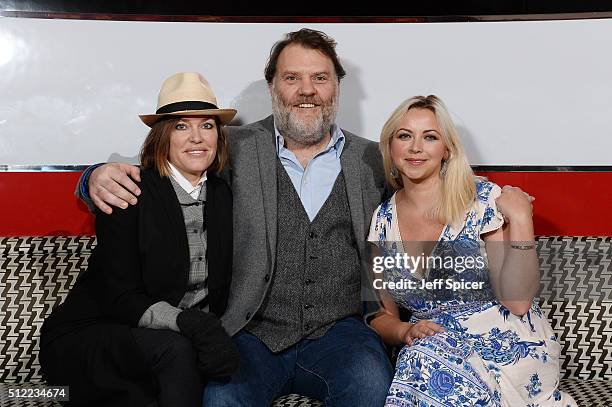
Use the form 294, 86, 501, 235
0, 171, 610, 237
476, 172, 611, 236
0, 172, 94, 236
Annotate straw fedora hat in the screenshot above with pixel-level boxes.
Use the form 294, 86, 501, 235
139, 72, 237, 127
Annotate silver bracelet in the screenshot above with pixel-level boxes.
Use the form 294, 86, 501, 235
510, 243, 536, 250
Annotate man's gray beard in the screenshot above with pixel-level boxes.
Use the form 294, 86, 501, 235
271, 89, 338, 146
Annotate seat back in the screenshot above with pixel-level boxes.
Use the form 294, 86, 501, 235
1, 236, 610, 383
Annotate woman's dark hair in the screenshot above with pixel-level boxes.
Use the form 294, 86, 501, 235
264, 28, 346, 84
140, 116, 228, 176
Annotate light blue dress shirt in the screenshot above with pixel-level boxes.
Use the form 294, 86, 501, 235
275, 123, 345, 221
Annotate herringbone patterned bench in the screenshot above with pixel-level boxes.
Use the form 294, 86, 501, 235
1, 236, 611, 406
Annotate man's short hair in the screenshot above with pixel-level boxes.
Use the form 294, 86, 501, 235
264, 28, 347, 84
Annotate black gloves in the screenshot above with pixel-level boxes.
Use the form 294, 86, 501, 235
176, 308, 239, 379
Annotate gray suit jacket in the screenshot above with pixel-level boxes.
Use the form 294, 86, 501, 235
221, 115, 388, 335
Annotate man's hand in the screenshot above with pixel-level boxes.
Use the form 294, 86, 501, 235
89, 163, 141, 214
496, 185, 535, 224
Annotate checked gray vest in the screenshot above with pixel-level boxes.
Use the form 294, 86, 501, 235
169, 177, 209, 310
246, 160, 362, 352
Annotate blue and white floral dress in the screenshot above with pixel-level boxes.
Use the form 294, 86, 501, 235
368, 180, 576, 407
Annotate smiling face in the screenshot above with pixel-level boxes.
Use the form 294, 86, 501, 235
168, 116, 218, 186
270, 43, 339, 146
390, 108, 449, 185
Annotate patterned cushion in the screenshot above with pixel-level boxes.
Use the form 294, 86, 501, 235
559, 379, 612, 406
1, 236, 611, 405
1, 237, 91, 383
537, 237, 612, 380
273, 394, 323, 406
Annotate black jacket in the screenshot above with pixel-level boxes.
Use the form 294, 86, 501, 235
41, 167, 233, 345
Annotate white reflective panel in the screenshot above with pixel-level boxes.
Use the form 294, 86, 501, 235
0, 18, 611, 165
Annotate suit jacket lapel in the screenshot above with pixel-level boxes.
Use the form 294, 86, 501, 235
206, 176, 218, 287
146, 170, 189, 266
255, 116, 279, 268
340, 133, 366, 244
206, 176, 228, 289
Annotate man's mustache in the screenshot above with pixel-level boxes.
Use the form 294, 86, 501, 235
284, 97, 324, 106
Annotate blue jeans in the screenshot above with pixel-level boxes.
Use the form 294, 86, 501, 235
203, 316, 393, 406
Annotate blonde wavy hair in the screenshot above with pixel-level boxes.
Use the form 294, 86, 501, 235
379, 95, 477, 225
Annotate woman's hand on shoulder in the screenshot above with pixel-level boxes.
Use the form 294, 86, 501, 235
401, 320, 445, 346
495, 185, 534, 225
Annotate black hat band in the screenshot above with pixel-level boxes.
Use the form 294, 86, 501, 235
156, 101, 218, 114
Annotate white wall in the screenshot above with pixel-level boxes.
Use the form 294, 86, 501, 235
1, 17, 611, 165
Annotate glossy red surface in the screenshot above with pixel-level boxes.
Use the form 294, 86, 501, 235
0, 172, 94, 236
476, 172, 611, 236
0, 171, 610, 236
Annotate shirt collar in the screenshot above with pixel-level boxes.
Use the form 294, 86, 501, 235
274, 122, 345, 159
168, 162, 207, 196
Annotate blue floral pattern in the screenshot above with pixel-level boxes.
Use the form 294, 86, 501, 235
525, 374, 543, 399
368, 180, 576, 407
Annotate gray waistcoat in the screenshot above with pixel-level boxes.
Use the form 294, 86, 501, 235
169, 177, 209, 310
246, 160, 362, 352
